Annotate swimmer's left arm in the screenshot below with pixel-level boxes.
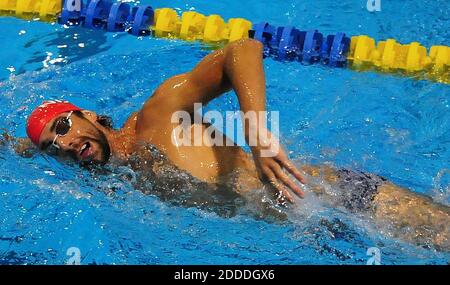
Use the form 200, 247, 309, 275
191, 39, 306, 201
140, 39, 261, 116
140, 39, 306, 201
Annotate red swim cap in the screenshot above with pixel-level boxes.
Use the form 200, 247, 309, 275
26, 100, 82, 145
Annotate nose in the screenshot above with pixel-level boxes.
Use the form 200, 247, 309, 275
56, 136, 78, 152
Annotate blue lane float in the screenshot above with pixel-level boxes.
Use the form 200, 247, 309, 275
59, 0, 154, 36
129, 5, 154, 36
106, 1, 131, 32
84, 0, 112, 29
249, 22, 350, 66
276, 26, 302, 61
58, 1, 350, 66
33, 0, 447, 83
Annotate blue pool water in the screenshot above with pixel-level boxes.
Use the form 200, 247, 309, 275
0, 0, 449, 264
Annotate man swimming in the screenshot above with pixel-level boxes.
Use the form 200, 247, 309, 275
5, 39, 449, 251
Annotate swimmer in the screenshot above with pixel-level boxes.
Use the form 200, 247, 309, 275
3, 39, 449, 251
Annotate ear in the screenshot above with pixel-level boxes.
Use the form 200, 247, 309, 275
80, 110, 98, 124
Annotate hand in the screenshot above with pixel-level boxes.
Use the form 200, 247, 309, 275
0, 129, 11, 146
13, 138, 35, 157
0, 130, 35, 157
251, 131, 306, 203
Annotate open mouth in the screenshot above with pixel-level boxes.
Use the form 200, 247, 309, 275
80, 141, 93, 160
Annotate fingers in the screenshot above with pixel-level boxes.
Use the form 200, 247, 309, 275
262, 166, 294, 203
270, 163, 305, 198
0, 131, 9, 146
283, 161, 306, 184
270, 179, 295, 204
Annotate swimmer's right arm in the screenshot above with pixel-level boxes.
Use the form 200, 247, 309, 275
1, 131, 36, 158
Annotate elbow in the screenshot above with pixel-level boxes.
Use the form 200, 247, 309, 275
242, 38, 263, 50
229, 38, 263, 53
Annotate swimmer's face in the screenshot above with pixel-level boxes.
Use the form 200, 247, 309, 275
38, 110, 111, 164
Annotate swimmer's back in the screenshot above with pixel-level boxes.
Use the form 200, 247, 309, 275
301, 165, 450, 251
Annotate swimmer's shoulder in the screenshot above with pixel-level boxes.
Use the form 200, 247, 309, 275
122, 111, 139, 130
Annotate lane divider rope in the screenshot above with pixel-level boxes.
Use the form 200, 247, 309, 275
1, 0, 448, 84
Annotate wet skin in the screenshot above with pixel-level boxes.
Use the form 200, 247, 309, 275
301, 165, 450, 251
38, 39, 305, 202
32, 39, 449, 251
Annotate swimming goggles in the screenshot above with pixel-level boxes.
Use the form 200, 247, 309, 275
51, 111, 74, 150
